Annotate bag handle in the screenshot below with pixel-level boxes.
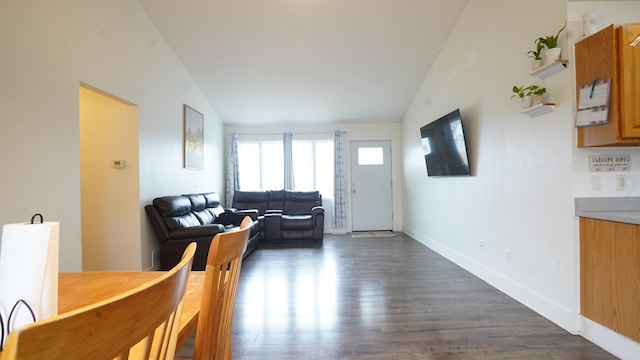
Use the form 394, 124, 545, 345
30, 213, 43, 224
0, 299, 36, 351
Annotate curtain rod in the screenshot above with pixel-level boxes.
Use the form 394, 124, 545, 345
234, 131, 346, 136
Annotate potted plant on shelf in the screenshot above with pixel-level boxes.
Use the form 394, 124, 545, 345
538, 23, 566, 64
528, 39, 544, 70
531, 86, 547, 105
511, 85, 535, 109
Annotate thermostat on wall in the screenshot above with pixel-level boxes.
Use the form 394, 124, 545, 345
112, 159, 126, 169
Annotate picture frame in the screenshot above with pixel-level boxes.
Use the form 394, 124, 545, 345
184, 104, 204, 170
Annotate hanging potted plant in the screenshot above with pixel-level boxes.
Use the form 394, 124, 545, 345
538, 23, 566, 64
528, 39, 544, 70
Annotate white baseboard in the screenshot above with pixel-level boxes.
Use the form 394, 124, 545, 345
329, 230, 350, 235
578, 316, 640, 360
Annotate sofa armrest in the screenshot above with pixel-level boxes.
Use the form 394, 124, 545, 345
311, 206, 324, 216
217, 211, 257, 225
238, 209, 259, 220
145, 205, 171, 243
263, 212, 282, 241
169, 224, 226, 240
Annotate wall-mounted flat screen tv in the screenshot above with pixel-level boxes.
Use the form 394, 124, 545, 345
420, 108, 471, 177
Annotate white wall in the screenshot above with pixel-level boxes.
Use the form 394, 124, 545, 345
0, 1, 225, 271
403, 0, 576, 339
225, 122, 403, 233
401, 0, 640, 358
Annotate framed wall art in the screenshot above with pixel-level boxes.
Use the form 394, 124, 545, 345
184, 104, 204, 170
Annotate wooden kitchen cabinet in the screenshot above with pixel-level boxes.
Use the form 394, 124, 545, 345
618, 23, 640, 139
576, 23, 640, 147
580, 217, 640, 342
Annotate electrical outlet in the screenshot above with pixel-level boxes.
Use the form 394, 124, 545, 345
591, 175, 601, 191
616, 175, 628, 191
505, 249, 511, 263
479, 239, 485, 252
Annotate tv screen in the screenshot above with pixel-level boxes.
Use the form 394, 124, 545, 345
420, 109, 471, 177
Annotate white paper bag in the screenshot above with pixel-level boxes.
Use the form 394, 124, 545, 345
0, 219, 59, 346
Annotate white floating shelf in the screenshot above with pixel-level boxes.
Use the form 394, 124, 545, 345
529, 60, 568, 79
521, 103, 556, 117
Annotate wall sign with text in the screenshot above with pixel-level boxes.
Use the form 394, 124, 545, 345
589, 155, 630, 172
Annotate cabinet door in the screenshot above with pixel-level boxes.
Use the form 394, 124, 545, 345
580, 218, 640, 342
619, 24, 640, 138
575, 25, 624, 147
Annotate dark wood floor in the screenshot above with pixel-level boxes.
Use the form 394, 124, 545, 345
177, 232, 617, 359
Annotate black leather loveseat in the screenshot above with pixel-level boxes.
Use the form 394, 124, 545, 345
231, 190, 324, 243
145, 192, 259, 270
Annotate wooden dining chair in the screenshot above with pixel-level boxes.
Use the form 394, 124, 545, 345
193, 216, 252, 360
0, 243, 197, 360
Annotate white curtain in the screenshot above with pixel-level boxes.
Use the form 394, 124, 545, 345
283, 132, 295, 190
333, 130, 347, 229
225, 132, 239, 208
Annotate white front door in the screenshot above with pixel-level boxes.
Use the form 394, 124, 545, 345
350, 141, 392, 231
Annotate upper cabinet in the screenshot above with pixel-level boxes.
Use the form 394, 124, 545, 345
576, 23, 640, 147
619, 23, 640, 139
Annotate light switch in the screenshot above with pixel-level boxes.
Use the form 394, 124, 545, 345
616, 174, 628, 191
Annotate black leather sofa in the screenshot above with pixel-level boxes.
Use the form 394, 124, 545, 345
231, 190, 324, 243
145, 192, 259, 270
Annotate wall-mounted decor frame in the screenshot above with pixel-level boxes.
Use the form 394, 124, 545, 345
184, 104, 204, 170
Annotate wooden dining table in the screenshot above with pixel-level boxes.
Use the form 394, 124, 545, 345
58, 270, 205, 349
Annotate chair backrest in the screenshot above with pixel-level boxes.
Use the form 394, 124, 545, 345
194, 217, 252, 360
0, 243, 197, 360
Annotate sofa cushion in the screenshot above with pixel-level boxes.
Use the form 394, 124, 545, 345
268, 190, 285, 210
233, 191, 269, 215
286, 190, 320, 202
284, 191, 321, 215
193, 209, 215, 225
203, 192, 222, 208
207, 206, 224, 218
152, 195, 202, 231
153, 195, 191, 217
187, 192, 225, 224
185, 194, 207, 211
164, 212, 202, 231
203, 193, 225, 217
281, 215, 313, 230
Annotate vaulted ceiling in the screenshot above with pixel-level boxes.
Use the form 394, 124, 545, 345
138, 0, 469, 125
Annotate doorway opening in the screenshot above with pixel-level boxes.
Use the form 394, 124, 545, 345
79, 84, 141, 271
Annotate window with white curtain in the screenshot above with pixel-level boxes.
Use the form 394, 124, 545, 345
237, 135, 283, 191
292, 137, 334, 198
237, 133, 334, 200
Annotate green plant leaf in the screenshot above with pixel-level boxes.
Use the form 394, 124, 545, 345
540, 23, 566, 49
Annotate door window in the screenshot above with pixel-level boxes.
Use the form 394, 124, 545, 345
357, 147, 384, 165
